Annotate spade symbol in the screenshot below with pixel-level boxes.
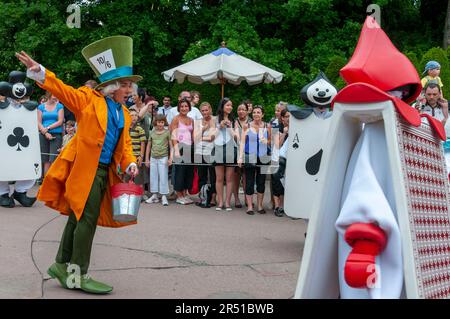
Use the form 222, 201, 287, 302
305, 149, 323, 175
34, 163, 39, 174
292, 133, 300, 150
7, 127, 29, 151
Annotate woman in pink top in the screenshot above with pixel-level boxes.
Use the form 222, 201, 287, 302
169, 98, 194, 205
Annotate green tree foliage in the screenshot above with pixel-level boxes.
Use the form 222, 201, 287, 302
404, 50, 421, 72
0, 0, 447, 119
325, 55, 347, 85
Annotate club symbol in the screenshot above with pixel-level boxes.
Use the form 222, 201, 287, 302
7, 127, 29, 151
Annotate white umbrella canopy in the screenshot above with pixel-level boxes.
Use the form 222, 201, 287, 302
162, 44, 283, 98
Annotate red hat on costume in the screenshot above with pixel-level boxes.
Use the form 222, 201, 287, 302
332, 16, 441, 134
340, 16, 421, 104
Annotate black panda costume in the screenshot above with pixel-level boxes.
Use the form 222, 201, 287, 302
0, 71, 39, 208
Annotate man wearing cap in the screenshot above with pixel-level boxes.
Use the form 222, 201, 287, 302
16, 35, 140, 294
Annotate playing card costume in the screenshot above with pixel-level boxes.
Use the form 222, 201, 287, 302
284, 72, 337, 219
22, 36, 139, 294
294, 17, 450, 299
0, 71, 40, 208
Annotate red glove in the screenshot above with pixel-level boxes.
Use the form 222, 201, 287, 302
344, 223, 387, 288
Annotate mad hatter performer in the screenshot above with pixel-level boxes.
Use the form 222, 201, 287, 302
16, 35, 140, 294
0, 71, 40, 208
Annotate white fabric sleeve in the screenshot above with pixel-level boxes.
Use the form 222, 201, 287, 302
26, 65, 46, 84
196, 107, 203, 120
335, 121, 403, 299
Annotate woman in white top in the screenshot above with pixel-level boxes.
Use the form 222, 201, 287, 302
194, 102, 217, 207
233, 102, 251, 208
213, 98, 239, 211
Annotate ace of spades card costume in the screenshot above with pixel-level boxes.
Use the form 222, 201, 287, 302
284, 71, 338, 219
20, 36, 140, 294
295, 17, 450, 299
0, 71, 40, 208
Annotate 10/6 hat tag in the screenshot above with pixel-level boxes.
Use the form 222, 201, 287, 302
89, 49, 116, 75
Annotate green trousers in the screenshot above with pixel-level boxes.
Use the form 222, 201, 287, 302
55, 165, 108, 275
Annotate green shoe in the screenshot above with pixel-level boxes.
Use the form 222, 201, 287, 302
79, 275, 113, 294
47, 263, 69, 289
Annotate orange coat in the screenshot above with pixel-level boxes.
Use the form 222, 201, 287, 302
36, 70, 137, 228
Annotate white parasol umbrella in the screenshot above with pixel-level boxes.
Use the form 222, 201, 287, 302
162, 43, 283, 98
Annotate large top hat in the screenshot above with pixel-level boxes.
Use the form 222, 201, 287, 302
81, 35, 143, 90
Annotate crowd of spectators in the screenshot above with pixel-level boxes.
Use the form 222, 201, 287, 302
32, 60, 448, 216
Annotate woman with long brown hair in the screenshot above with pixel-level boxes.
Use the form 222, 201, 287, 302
213, 98, 239, 211
170, 98, 195, 205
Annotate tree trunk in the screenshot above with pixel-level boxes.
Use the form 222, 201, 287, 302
444, 0, 450, 49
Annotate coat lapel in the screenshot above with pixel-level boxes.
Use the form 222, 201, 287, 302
95, 96, 108, 133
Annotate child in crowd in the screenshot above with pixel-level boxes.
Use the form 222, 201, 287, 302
58, 120, 76, 152
421, 60, 444, 97
128, 109, 147, 187
145, 114, 172, 206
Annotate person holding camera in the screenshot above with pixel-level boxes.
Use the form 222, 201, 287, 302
415, 82, 448, 126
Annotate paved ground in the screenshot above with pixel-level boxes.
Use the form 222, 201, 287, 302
0, 184, 306, 299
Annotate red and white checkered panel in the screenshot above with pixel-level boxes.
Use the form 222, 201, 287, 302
397, 115, 450, 299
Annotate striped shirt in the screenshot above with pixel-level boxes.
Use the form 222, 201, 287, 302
129, 124, 146, 157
